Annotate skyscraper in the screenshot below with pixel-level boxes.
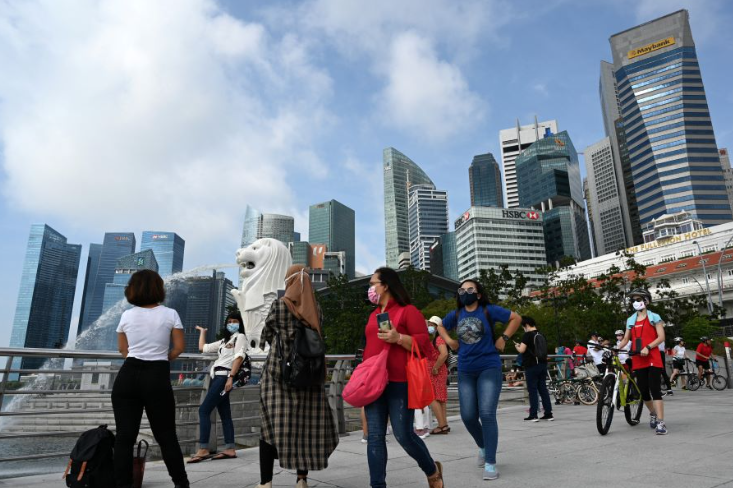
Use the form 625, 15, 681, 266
516, 130, 592, 264
140, 231, 184, 277
78, 232, 136, 335
469, 153, 503, 207
429, 232, 459, 281
719, 148, 733, 213
407, 184, 449, 271
609, 10, 731, 228
585, 137, 630, 256
258, 213, 295, 245
10, 224, 81, 371
499, 118, 559, 208
101, 249, 159, 315
309, 199, 356, 278
383, 147, 434, 268
78, 243, 102, 336
241, 205, 261, 248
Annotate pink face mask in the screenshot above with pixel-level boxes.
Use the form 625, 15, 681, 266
368, 286, 380, 305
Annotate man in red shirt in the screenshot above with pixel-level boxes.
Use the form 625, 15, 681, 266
572, 340, 588, 368
696, 337, 714, 389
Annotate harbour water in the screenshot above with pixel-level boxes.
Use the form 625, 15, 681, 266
0, 437, 74, 479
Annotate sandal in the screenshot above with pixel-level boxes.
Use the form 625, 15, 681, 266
430, 425, 450, 435
211, 452, 237, 460
186, 453, 214, 464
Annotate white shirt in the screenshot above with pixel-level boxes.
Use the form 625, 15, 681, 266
673, 345, 686, 359
203, 333, 247, 378
616, 340, 630, 363
588, 340, 604, 365
117, 305, 183, 361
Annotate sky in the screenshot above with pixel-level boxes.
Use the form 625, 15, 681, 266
1, 0, 733, 350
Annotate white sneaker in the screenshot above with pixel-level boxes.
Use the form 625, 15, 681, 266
361, 435, 368, 444
419, 430, 430, 439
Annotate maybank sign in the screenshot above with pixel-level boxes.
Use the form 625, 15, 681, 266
628, 37, 675, 59
624, 228, 711, 254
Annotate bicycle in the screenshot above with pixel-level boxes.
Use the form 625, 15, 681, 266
688, 358, 727, 391
595, 346, 644, 435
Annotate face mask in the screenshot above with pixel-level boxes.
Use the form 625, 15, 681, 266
226, 323, 240, 334
460, 292, 478, 307
368, 286, 380, 305
428, 326, 436, 335
632, 301, 646, 311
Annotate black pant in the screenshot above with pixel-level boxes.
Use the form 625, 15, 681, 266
259, 439, 307, 484
660, 363, 672, 390
525, 363, 552, 417
635, 366, 663, 401
112, 358, 188, 487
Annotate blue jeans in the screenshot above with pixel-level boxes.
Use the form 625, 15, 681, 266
365, 382, 436, 487
525, 363, 553, 417
198, 375, 235, 449
457, 368, 502, 464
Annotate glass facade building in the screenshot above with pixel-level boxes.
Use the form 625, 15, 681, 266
10, 224, 81, 372
289, 241, 311, 267
241, 205, 261, 248
407, 184, 449, 271
609, 10, 731, 228
140, 231, 184, 277
383, 147, 434, 268
258, 213, 295, 245
516, 130, 592, 264
78, 232, 136, 335
469, 153, 503, 207
309, 200, 356, 278
429, 232, 459, 281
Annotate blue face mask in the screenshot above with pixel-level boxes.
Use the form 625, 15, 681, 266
226, 323, 240, 334
428, 326, 436, 335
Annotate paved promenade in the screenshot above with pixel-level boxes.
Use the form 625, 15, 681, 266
5, 389, 733, 488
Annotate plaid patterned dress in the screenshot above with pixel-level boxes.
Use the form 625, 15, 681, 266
259, 300, 339, 471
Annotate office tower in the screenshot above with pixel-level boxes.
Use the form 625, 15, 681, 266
78, 232, 136, 335
585, 137, 630, 256
429, 232, 459, 281
177, 271, 236, 353
609, 10, 731, 228
293, 232, 301, 242
383, 147, 435, 268
499, 118, 559, 208
309, 199, 356, 278
454, 207, 546, 285
397, 252, 411, 270
289, 241, 311, 267
140, 231, 184, 277
583, 178, 598, 258
323, 251, 347, 277
258, 213, 295, 245
407, 184, 449, 271
241, 205, 262, 248
516, 131, 592, 264
719, 148, 733, 213
101, 250, 159, 314
77, 243, 102, 336
469, 153, 503, 207
9, 224, 81, 372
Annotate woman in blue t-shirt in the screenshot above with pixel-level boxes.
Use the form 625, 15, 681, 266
436, 279, 521, 481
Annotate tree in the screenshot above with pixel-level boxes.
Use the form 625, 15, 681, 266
317, 274, 373, 354
420, 298, 455, 321
399, 266, 433, 309
680, 316, 719, 348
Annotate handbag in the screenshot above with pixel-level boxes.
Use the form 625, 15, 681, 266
232, 352, 252, 388
406, 339, 435, 409
132, 439, 148, 488
343, 344, 389, 407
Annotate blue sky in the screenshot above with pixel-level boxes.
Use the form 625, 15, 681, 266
1, 0, 732, 349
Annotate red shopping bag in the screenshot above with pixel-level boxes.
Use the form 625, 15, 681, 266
406, 339, 434, 409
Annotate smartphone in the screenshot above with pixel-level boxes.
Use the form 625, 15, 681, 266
634, 338, 642, 353
376, 312, 392, 332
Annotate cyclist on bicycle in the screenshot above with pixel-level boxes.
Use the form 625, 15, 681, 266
696, 337, 714, 389
669, 337, 687, 390
618, 288, 668, 435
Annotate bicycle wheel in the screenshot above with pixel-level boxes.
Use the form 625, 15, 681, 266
558, 382, 575, 404
688, 375, 701, 391
596, 375, 615, 435
578, 382, 598, 405
624, 384, 643, 426
712, 375, 727, 391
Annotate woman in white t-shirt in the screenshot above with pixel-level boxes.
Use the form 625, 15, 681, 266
669, 337, 687, 390
112, 269, 189, 488
188, 312, 247, 463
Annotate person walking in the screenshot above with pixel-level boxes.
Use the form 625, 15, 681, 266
436, 279, 522, 481
618, 289, 668, 435
696, 337, 714, 389
257, 265, 338, 488
112, 269, 189, 488
426, 316, 450, 435
363, 267, 444, 488
669, 337, 687, 390
188, 312, 247, 463
514, 317, 553, 422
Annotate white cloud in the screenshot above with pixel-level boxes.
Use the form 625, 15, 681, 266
626, 0, 731, 43
533, 83, 549, 97
0, 0, 333, 264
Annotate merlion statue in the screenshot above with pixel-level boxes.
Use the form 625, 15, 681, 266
232, 238, 292, 354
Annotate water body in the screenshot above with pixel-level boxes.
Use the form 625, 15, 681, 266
0, 437, 74, 479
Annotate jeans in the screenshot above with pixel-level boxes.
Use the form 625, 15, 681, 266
198, 375, 235, 449
365, 382, 436, 487
457, 367, 502, 464
112, 358, 188, 488
525, 363, 552, 417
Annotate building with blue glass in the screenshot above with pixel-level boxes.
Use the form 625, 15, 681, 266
469, 153, 503, 207
10, 224, 81, 372
407, 184, 449, 271
309, 199, 356, 278
140, 231, 184, 277
609, 10, 731, 228
101, 250, 159, 314
241, 205, 261, 248
516, 131, 592, 265
78, 232, 136, 336
429, 232, 459, 281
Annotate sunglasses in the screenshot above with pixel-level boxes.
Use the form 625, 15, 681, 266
457, 287, 477, 295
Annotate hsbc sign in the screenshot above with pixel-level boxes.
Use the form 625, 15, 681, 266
502, 210, 540, 220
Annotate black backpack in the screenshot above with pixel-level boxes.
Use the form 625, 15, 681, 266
63, 424, 115, 488
277, 323, 326, 389
533, 332, 548, 361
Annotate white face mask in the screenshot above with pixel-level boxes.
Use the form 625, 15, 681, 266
632, 301, 646, 311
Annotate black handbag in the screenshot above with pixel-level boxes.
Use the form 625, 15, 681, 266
276, 323, 326, 389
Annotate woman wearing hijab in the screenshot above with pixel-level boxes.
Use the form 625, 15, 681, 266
256, 265, 339, 488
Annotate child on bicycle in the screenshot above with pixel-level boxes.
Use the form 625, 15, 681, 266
617, 288, 668, 435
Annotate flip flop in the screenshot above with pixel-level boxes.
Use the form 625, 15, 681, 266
211, 452, 237, 460
187, 453, 214, 464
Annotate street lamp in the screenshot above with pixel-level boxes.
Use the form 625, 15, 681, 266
716, 233, 733, 308
693, 240, 714, 314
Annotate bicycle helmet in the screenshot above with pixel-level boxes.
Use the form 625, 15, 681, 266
614, 329, 624, 336
627, 288, 652, 304
674, 337, 683, 343
700, 336, 709, 341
